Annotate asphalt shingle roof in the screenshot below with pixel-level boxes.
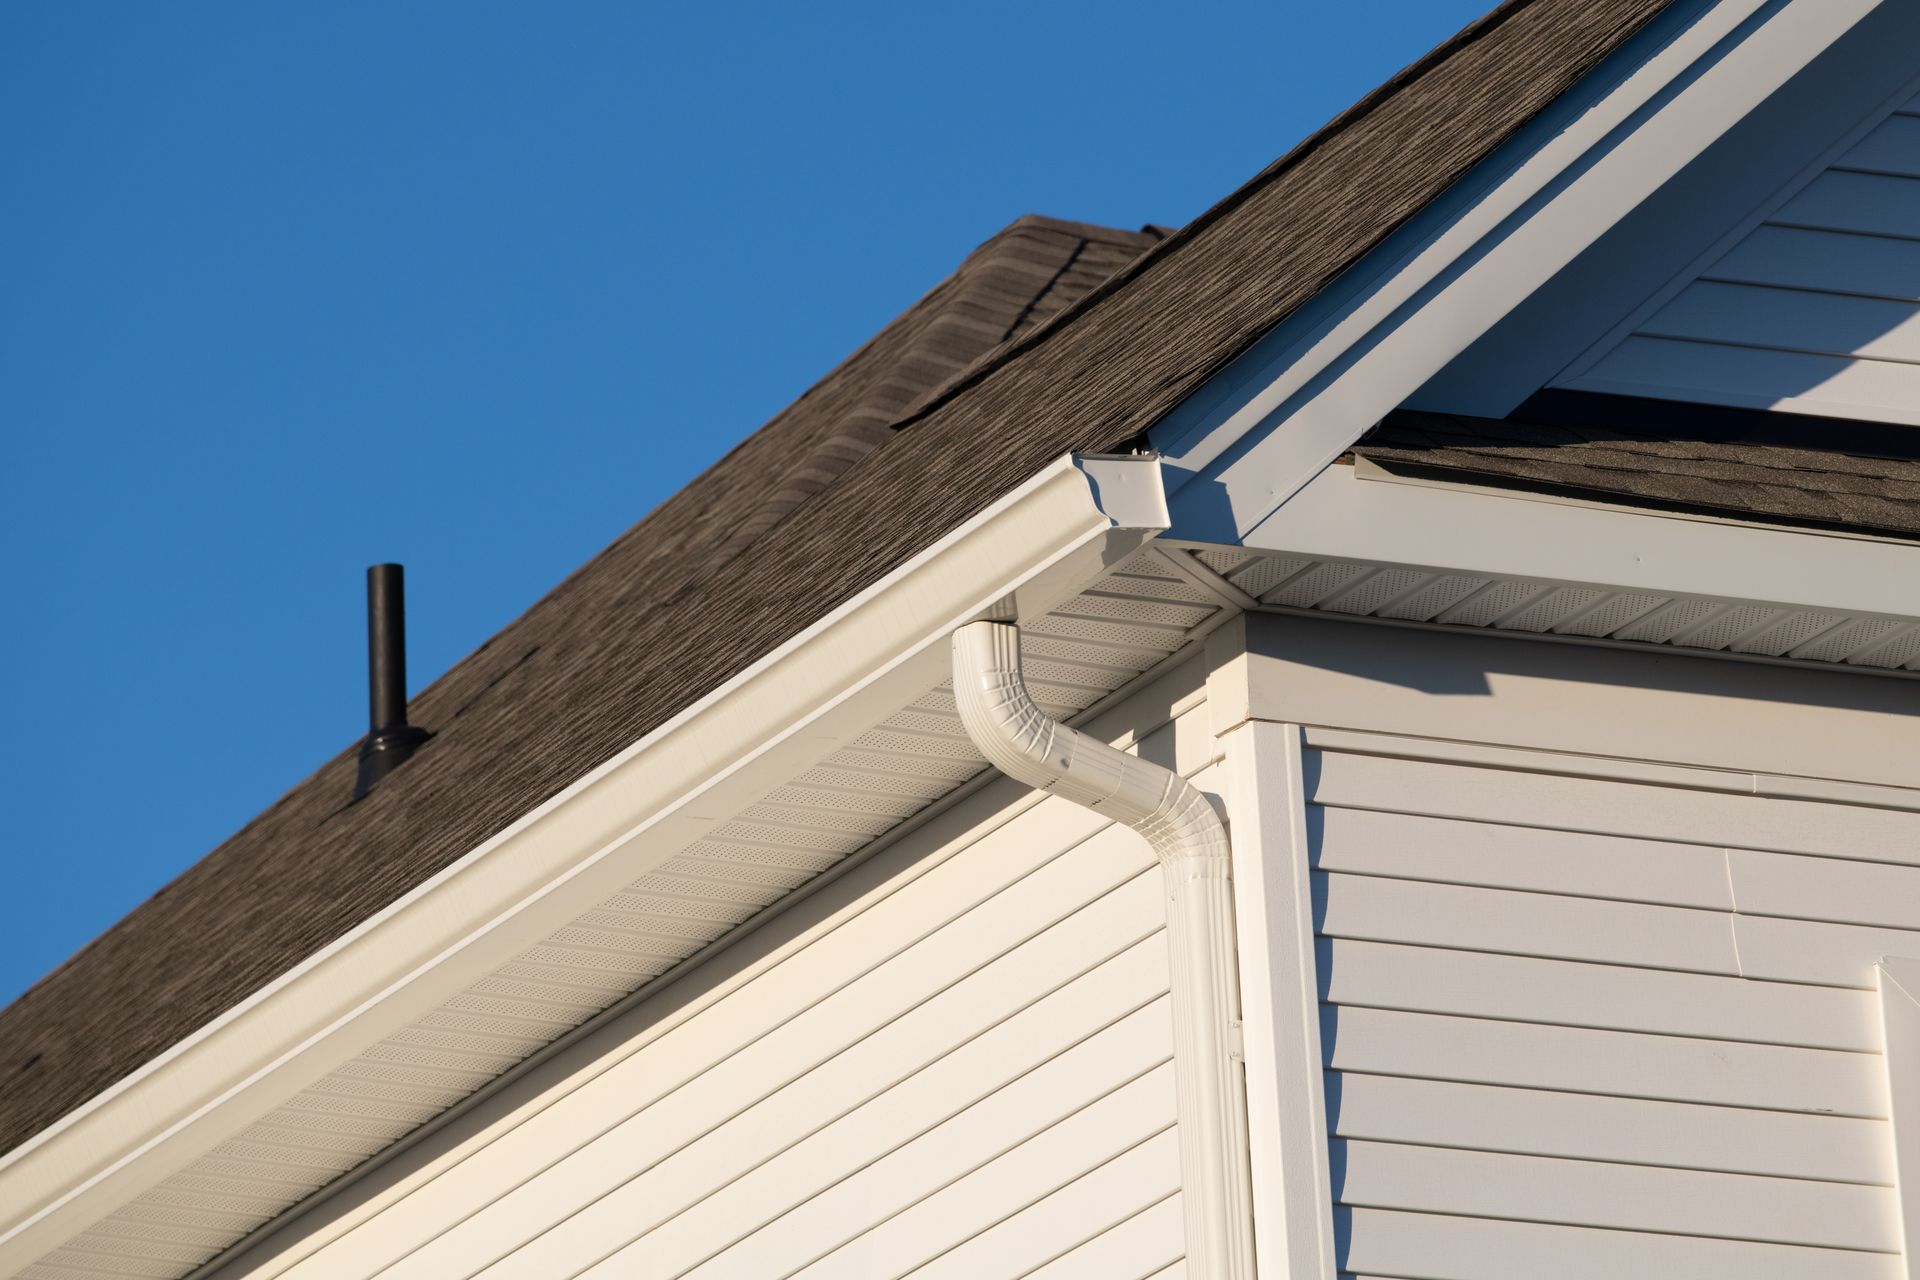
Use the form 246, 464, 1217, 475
1360, 404, 1920, 539
0, 0, 1680, 1157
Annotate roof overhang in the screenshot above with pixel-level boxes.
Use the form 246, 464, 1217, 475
0, 454, 1172, 1274
1128, 0, 1920, 704
1261, 460, 1920, 624
1185, 463, 1920, 710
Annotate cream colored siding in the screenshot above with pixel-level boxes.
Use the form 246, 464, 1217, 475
1230, 612, 1920, 1278
206, 664, 1211, 1280
1311, 745, 1918, 1276
1560, 85, 1920, 422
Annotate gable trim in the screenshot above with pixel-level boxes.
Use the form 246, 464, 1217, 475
1154, 0, 1896, 546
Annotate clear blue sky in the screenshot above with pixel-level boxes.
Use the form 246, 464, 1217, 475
0, 1, 1490, 1005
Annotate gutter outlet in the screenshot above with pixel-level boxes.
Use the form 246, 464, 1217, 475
952, 620, 1257, 1277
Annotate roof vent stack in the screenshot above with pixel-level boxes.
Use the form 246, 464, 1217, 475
353, 563, 432, 800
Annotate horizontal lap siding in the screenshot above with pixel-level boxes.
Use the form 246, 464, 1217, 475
1560, 94, 1920, 421
231, 701, 1209, 1280
1333, 1209, 1903, 1280
1567, 335, 1920, 420
1021, 1195, 1185, 1280
1307, 747, 1918, 1278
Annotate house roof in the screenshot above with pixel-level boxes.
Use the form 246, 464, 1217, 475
0, 0, 1679, 1159
0, 213, 1162, 1158
1359, 400, 1920, 539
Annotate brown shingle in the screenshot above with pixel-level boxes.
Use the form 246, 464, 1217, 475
1359, 408, 1920, 538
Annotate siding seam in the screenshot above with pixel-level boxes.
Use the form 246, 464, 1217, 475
1726, 848, 1746, 978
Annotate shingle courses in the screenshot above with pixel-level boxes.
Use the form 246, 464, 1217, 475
0, 215, 1158, 1156
1361, 408, 1920, 538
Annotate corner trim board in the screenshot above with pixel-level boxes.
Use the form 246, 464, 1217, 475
1221, 719, 1339, 1279
1880, 956, 1920, 1277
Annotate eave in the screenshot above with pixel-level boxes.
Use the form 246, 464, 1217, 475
0, 454, 1191, 1277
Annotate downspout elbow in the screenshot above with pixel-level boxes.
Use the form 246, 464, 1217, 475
951, 621, 1228, 868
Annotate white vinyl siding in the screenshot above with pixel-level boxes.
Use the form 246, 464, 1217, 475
1559, 85, 1920, 423
209, 672, 1213, 1280
1308, 744, 1920, 1279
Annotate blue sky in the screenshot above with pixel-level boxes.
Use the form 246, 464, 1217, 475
0, 1, 1490, 1004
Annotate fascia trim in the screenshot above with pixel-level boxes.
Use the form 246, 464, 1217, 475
1247, 462, 1920, 622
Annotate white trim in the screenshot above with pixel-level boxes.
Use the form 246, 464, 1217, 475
1239, 611, 1920, 790
1257, 597, 1920, 685
1218, 718, 1337, 1280
1156, 545, 1263, 612
1248, 463, 1920, 622
0, 454, 1171, 1274
951, 621, 1256, 1278
1877, 956, 1920, 1277
1155, 0, 1889, 544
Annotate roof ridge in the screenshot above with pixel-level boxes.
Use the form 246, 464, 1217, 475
885, 0, 1555, 438
708, 216, 1153, 560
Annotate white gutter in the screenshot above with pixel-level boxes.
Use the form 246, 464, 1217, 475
0, 454, 1171, 1275
952, 620, 1257, 1278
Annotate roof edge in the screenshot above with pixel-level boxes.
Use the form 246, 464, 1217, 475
888, 0, 1567, 435
1254, 458, 1920, 623
0, 454, 1170, 1273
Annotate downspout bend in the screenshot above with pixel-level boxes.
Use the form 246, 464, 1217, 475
953, 620, 1256, 1278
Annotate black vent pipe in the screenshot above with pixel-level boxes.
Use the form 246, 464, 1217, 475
353, 563, 432, 800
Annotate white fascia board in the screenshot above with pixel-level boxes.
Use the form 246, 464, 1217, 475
1242, 463, 1920, 622
1151, 0, 1887, 545
0, 453, 1170, 1272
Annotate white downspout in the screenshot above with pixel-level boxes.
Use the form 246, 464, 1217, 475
952, 620, 1257, 1277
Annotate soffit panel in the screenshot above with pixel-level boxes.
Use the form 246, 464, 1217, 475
1172, 544, 1920, 674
